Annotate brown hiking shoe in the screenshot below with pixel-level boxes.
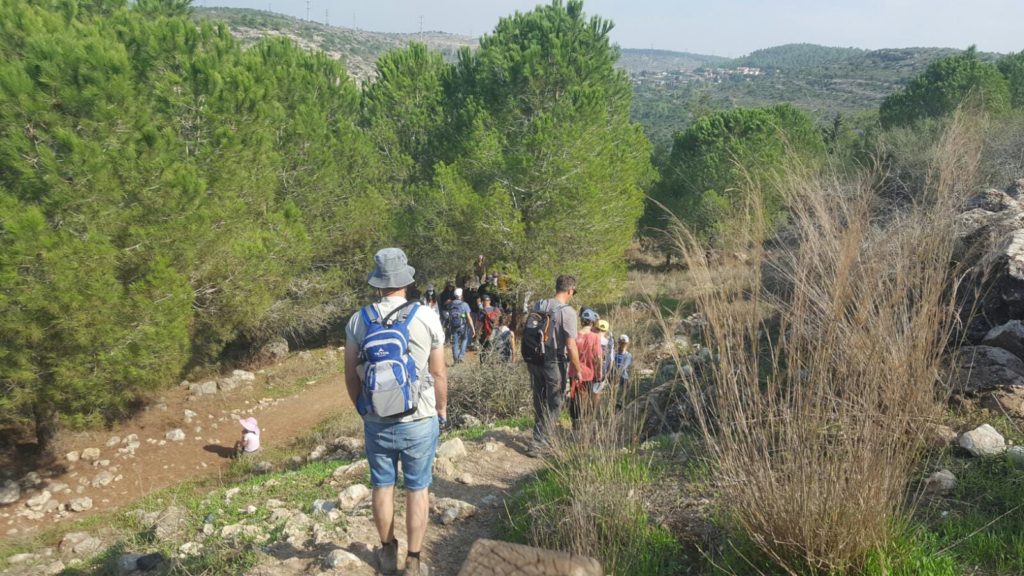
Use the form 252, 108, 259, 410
403, 555, 430, 576
376, 540, 398, 575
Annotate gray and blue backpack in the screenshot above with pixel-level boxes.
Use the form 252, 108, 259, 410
357, 301, 421, 418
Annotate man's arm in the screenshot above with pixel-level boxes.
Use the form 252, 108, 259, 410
344, 343, 361, 407
429, 347, 448, 420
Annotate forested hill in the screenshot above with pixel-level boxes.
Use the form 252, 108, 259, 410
193, 8, 1005, 148
192, 7, 477, 83
632, 43, 1006, 147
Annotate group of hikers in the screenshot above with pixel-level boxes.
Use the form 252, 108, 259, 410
341, 247, 635, 576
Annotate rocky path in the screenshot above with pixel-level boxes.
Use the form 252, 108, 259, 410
1, 347, 548, 576
248, 429, 544, 576
1, 348, 355, 537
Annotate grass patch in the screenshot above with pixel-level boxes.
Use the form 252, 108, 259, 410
445, 416, 532, 441
917, 452, 1024, 575
504, 445, 685, 576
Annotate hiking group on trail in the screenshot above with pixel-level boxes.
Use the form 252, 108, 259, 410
344, 247, 633, 575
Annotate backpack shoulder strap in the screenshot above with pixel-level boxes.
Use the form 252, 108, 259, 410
360, 304, 381, 328
383, 301, 419, 327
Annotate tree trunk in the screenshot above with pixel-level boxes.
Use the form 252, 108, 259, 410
33, 404, 58, 453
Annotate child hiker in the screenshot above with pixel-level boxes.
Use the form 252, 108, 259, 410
234, 417, 261, 457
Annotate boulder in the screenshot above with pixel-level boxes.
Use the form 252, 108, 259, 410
153, 505, 189, 542
458, 414, 483, 428
327, 436, 364, 458
1004, 177, 1024, 199
457, 539, 602, 576
251, 461, 274, 474
977, 387, 1024, 418
136, 552, 167, 571
92, 470, 114, 487
958, 424, 1006, 457
25, 490, 51, 511
179, 542, 203, 557
983, 320, 1024, 360
59, 532, 102, 556
312, 499, 337, 515
189, 380, 218, 396
923, 469, 957, 496
324, 548, 360, 570
337, 484, 370, 511
0, 479, 20, 504
117, 554, 143, 576
437, 438, 468, 460
66, 451, 80, 463
433, 457, 456, 479
165, 429, 186, 442
69, 497, 93, 512
966, 188, 1020, 213
956, 346, 1024, 393
81, 447, 101, 462
254, 337, 290, 365
220, 523, 264, 542
331, 460, 368, 481
1008, 446, 1024, 469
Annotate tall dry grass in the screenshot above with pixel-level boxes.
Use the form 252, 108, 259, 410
666, 112, 982, 573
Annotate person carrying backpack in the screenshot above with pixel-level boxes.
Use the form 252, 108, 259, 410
493, 315, 516, 363
478, 295, 502, 361
521, 275, 583, 456
344, 248, 447, 576
568, 308, 603, 428
446, 288, 475, 364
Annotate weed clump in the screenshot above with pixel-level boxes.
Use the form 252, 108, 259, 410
666, 112, 981, 573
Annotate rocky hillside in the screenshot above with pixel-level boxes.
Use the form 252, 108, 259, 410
193, 7, 477, 84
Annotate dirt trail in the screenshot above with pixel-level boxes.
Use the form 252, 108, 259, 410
1, 349, 357, 537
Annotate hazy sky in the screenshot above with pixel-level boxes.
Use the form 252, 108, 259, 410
201, 0, 1023, 56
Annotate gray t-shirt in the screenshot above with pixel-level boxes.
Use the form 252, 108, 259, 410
537, 298, 578, 357
346, 296, 445, 423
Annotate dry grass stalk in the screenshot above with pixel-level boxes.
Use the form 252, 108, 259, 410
666, 111, 981, 573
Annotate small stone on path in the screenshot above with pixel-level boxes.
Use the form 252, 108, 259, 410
324, 548, 360, 569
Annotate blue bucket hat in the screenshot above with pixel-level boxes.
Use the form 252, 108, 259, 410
367, 248, 416, 289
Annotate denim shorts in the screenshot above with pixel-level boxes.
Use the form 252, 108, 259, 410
364, 417, 439, 491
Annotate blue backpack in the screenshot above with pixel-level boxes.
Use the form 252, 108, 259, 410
357, 302, 421, 418
446, 300, 466, 331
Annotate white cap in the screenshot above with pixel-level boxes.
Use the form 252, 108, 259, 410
454, 287, 463, 298
618, 334, 630, 343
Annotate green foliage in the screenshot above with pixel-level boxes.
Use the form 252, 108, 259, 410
725, 43, 867, 70
444, 0, 655, 299
650, 104, 825, 242
998, 51, 1024, 108
880, 47, 1011, 128
0, 0, 658, 443
505, 458, 684, 576
0, 0, 383, 442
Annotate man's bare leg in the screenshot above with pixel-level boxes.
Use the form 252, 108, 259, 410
372, 486, 396, 543
406, 488, 429, 553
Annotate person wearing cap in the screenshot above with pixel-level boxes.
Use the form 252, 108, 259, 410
233, 417, 260, 457
615, 334, 633, 392
344, 248, 447, 576
446, 287, 475, 364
